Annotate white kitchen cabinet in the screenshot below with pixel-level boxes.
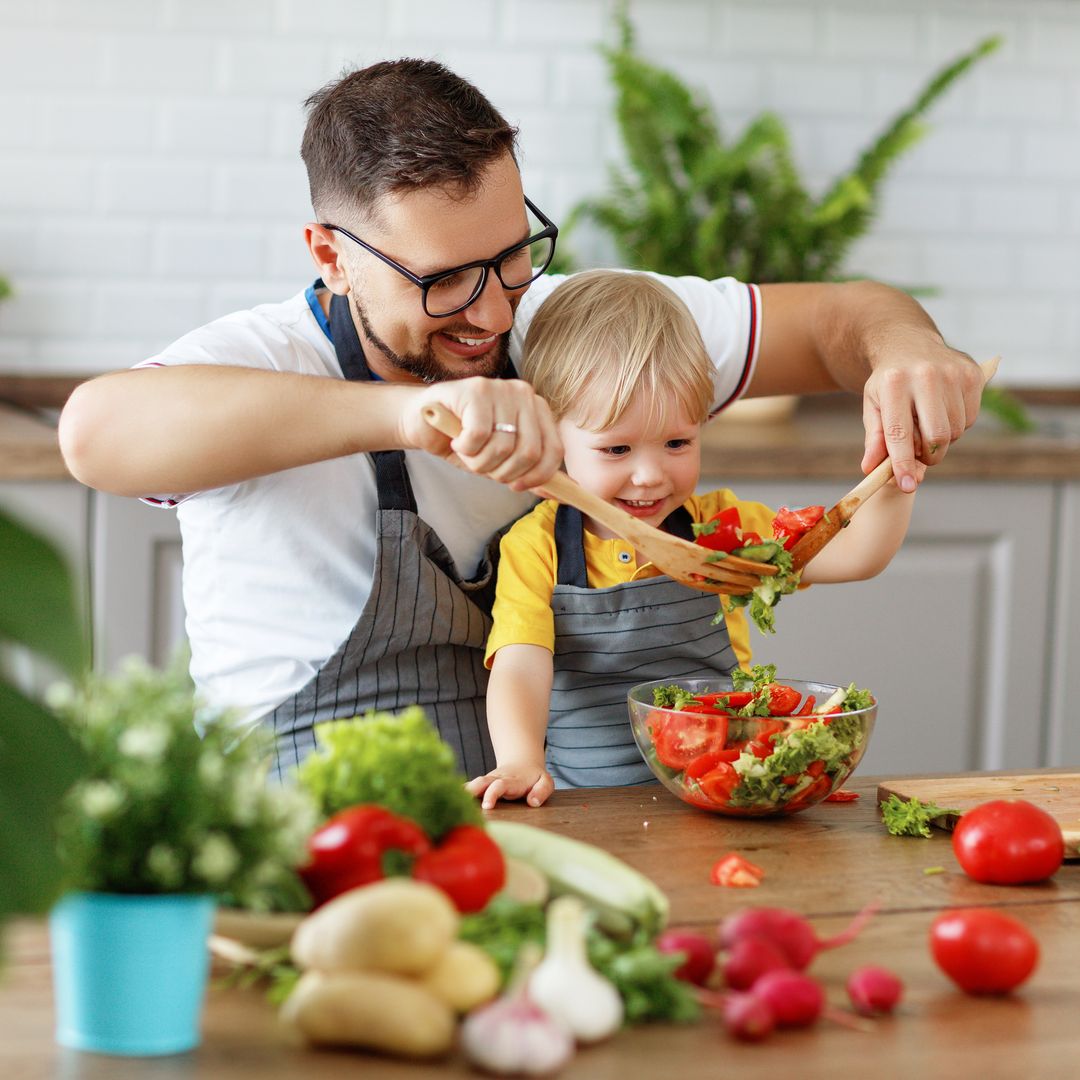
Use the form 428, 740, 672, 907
90, 492, 185, 672
1046, 481, 1080, 766
709, 478, 1056, 776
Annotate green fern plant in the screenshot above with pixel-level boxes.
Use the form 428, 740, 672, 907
563, 8, 1000, 282
553, 10, 1029, 427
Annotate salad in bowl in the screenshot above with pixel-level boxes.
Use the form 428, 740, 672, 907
628, 665, 876, 816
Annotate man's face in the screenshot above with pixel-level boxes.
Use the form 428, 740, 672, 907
341, 154, 532, 383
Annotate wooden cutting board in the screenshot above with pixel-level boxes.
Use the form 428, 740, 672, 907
876, 772, 1080, 859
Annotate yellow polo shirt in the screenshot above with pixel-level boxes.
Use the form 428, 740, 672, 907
485, 488, 777, 672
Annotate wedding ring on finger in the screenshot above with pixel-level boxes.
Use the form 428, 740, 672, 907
494, 422, 518, 435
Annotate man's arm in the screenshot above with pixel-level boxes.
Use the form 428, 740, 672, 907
753, 280, 984, 492
59, 366, 562, 497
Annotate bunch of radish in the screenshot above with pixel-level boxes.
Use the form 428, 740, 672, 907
656, 901, 903, 1042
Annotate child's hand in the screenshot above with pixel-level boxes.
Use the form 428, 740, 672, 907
465, 764, 554, 810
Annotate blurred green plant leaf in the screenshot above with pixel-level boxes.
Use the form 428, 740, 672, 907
0, 509, 89, 950
0, 508, 87, 674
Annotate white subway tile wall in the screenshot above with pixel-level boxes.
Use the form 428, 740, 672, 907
0, 0, 1077, 384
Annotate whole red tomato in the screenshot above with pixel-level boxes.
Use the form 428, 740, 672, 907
951, 799, 1064, 885
412, 825, 505, 913
930, 908, 1039, 994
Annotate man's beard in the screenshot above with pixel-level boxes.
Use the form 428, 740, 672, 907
353, 295, 512, 383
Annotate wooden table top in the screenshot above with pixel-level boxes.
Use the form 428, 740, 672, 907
4, 772, 1080, 1078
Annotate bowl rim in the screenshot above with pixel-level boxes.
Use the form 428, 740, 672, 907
627, 675, 877, 719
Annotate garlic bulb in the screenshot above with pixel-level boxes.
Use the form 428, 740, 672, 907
460, 943, 574, 1077
528, 896, 624, 1043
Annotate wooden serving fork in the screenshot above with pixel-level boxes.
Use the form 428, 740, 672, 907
421, 403, 771, 595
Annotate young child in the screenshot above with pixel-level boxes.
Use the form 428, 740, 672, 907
466, 270, 919, 809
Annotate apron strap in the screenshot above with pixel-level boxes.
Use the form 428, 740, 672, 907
328, 291, 416, 513
554, 503, 697, 586
325, 286, 521, 515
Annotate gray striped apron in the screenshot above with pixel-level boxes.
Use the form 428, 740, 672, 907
265, 293, 500, 781
546, 505, 738, 788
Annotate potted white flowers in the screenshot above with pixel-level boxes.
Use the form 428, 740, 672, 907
46, 656, 315, 1056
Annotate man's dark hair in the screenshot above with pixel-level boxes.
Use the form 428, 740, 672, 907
301, 59, 519, 221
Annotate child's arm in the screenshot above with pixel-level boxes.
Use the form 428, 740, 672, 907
799, 470, 923, 584
466, 643, 555, 809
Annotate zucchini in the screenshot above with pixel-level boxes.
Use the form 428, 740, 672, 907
486, 820, 668, 938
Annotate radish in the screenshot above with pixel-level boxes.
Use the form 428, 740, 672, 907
750, 969, 825, 1028
654, 929, 717, 986
718, 901, 878, 970
721, 992, 774, 1041
722, 936, 791, 990
847, 965, 904, 1016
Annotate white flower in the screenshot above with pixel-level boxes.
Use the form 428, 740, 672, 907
79, 780, 124, 818
44, 681, 76, 711
118, 723, 171, 762
146, 844, 184, 889
192, 833, 240, 885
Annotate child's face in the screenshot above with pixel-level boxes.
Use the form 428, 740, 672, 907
558, 388, 702, 537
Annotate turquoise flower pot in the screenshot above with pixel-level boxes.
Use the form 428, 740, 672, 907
49, 891, 216, 1056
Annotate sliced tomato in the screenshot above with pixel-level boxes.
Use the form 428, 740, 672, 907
748, 739, 774, 761
773, 505, 826, 550
825, 789, 861, 803
739, 530, 763, 547
652, 712, 729, 770
766, 683, 802, 716
697, 762, 740, 805
710, 852, 765, 888
684, 748, 741, 781
785, 775, 833, 810
794, 694, 817, 717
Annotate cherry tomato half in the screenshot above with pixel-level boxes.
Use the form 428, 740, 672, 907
951, 799, 1064, 885
930, 908, 1039, 994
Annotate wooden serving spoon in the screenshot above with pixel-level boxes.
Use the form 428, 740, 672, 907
421, 403, 772, 595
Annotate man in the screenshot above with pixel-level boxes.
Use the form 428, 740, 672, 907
59, 60, 984, 779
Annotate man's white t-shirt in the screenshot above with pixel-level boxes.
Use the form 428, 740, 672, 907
140, 273, 761, 731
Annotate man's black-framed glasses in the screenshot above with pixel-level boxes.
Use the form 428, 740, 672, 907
321, 196, 559, 318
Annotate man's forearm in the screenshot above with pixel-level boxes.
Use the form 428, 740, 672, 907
753, 281, 946, 397
59, 366, 412, 496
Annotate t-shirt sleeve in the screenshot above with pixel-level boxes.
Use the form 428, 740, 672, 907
484, 509, 560, 667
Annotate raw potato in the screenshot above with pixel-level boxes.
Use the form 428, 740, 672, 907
421, 941, 501, 1012
291, 878, 458, 975
282, 969, 455, 1058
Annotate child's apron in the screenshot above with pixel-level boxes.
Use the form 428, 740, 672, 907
546, 504, 738, 787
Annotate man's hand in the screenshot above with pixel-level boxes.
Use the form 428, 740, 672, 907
860, 338, 984, 492
465, 763, 555, 810
401, 376, 564, 491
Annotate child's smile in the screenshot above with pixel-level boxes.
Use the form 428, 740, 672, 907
558, 388, 703, 539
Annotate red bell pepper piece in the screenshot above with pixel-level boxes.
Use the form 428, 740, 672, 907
299, 804, 432, 906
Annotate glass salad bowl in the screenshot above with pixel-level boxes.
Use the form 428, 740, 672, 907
628, 676, 876, 817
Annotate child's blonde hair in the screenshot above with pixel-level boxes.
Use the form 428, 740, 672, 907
519, 270, 714, 430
